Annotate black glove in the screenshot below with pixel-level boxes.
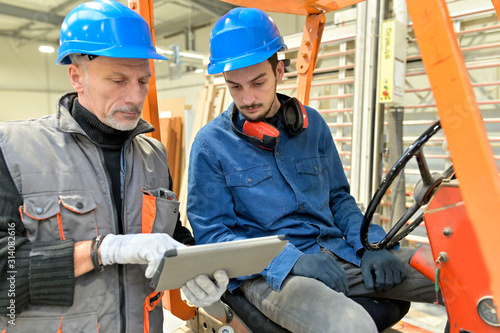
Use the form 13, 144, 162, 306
291, 253, 349, 293
361, 249, 407, 292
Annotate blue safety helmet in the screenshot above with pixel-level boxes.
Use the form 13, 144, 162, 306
57, 0, 167, 65
207, 7, 287, 74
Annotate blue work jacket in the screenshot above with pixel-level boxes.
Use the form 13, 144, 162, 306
187, 95, 389, 292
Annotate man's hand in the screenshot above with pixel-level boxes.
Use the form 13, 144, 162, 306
181, 270, 229, 307
291, 253, 349, 293
361, 249, 407, 292
100, 233, 184, 278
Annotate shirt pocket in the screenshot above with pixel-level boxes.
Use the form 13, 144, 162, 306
141, 188, 179, 236
6, 311, 98, 333
21, 192, 97, 242
294, 155, 330, 210
225, 165, 286, 224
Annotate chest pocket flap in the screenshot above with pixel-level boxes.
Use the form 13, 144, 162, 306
225, 165, 272, 187
295, 155, 328, 175
23, 193, 60, 220
59, 193, 97, 214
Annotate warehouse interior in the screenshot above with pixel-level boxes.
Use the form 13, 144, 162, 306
1, 0, 500, 332
2, 0, 498, 224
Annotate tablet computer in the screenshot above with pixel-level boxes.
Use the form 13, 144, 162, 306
150, 235, 288, 291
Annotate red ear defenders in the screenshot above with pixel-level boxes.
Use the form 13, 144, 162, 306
231, 97, 308, 150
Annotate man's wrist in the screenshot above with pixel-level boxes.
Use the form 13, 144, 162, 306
91, 235, 106, 272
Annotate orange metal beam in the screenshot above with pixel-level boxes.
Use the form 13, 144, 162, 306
220, 0, 365, 15
492, 0, 500, 20
162, 288, 196, 321
296, 13, 326, 105
406, 0, 500, 309
128, 0, 161, 141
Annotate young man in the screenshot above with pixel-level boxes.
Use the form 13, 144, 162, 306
0, 1, 227, 332
187, 7, 439, 333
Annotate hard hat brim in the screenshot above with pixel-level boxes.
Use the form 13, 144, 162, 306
57, 43, 167, 65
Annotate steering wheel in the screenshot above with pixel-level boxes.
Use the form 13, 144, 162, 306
360, 121, 454, 251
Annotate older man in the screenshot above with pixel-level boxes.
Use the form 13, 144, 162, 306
0, 1, 227, 332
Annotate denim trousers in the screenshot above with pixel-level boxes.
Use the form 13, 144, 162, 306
240, 247, 438, 333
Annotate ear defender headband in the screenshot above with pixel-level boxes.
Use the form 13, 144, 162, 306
231, 97, 308, 150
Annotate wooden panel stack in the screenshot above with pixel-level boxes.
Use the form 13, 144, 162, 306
158, 97, 186, 196
178, 81, 231, 229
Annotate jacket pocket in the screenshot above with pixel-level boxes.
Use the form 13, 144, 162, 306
142, 188, 178, 236
224, 165, 286, 224
294, 155, 330, 210
6, 312, 98, 332
295, 155, 329, 175
21, 192, 97, 242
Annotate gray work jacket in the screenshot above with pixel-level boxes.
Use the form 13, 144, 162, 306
0, 92, 178, 332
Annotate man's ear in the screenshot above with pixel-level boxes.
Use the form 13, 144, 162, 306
68, 64, 85, 93
276, 60, 285, 82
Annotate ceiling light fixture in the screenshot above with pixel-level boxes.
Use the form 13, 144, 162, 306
39, 45, 55, 54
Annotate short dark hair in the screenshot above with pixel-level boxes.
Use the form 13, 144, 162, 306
267, 53, 278, 75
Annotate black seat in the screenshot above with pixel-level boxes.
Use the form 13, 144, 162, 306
222, 288, 290, 333
350, 296, 411, 332
222, 289, 411, 332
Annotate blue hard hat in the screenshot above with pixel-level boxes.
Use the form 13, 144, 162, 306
57, 0, 167, 65
207, 7, 287, 74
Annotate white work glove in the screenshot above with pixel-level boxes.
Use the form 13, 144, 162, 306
100, 233, 185, 278
181, 270, 229, 308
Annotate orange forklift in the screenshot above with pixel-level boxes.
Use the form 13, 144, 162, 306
132, 0, 500, 331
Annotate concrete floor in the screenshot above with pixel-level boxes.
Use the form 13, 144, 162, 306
385, 302, 447, 333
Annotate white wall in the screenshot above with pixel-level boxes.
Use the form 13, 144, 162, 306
0, 36, 71, 121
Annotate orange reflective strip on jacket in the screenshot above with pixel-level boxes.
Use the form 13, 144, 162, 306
142, 190, 156, 234
57, 317, 63, 333
142, 189, 160, 333
56, 202, 65, 240
143, 291, 164, 333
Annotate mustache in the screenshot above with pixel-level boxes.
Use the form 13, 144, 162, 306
112, 106, 142, 114
240, 104, 263, 111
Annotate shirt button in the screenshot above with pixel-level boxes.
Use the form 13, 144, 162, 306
314, 165, 318, 171
174, 208, 178, 213
76, 202, 84, 209
35, 207, 44, 215
299, 205, 304, 211
247, 177, 253, 183
276, 152, 280, 157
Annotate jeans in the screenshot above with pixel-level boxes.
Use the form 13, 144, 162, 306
240, 247, 437, 333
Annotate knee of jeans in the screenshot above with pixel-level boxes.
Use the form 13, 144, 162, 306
325, 301, 378, 332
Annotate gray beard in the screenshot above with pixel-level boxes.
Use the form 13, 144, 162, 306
105, 106, 141, 131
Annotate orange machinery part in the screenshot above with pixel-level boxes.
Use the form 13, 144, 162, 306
492, 0, 500, 21
406, 0, 500, 311
128, 0, 161, 141
220, 0, 365, 15
296, 13, 326, 105
417, 182, 499, 332
162, 288, 196, 321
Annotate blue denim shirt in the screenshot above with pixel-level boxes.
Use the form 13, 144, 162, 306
187, 96, 390, 292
